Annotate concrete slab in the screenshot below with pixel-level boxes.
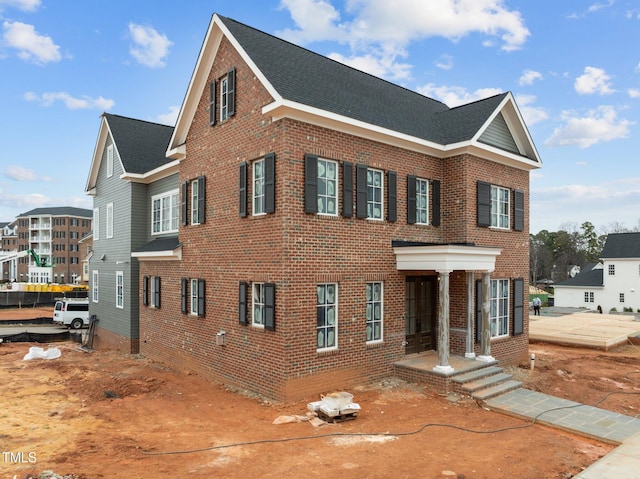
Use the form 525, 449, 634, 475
529, 312, 640, 349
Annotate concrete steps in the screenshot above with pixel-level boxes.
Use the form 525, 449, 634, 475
452, 364, 522, 400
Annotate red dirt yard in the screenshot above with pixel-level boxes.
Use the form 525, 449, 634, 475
1, 308, 639, 479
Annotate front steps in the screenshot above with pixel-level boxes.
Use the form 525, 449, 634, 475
452, 365, 522, 400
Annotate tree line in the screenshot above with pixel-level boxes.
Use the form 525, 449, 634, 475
530, 220, 640, 287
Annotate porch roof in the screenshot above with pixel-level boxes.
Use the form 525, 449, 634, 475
392, 240, 502, 273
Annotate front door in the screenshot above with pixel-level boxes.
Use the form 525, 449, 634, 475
405, 276, 436, 354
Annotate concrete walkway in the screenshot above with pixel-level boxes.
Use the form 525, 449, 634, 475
486, 389, 640, 478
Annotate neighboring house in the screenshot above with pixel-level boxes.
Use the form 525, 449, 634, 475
128, 14, 541, 402
85, 114, 176, 353
12, 207, 92, 284
0, 221, 18, 281
78, 232, 93, 286
555, 233, 640, 312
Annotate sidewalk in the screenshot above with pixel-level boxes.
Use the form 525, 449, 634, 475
486, 389, 640, 478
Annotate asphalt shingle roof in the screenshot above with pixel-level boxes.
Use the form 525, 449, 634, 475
133, 236, 181, 253
218, 15, 507, 146
600, 232, 640, 259
104, 114, 174, 175
556, 265, 604, 288
18, 207, 93, 218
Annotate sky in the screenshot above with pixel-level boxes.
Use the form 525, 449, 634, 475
0, 0, 639, 235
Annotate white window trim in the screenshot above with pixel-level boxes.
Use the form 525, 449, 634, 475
92, 271, 99, 303
416, 177, 429, 225
106, 203, 114, 239
253, 159, 266, 216
490, 279, 509, 339
190, 279, 198, 315
490, 185, 510, 229
220, 75, 229, 121
317, 158, 338, 216
191, 179, 200, 225
93, 207, 99, 241
252, 282, 265, 328
116, 271, 124, 309
106, 144, 114, 178
366, 282, 383, 344
151, 189, 179, 235
367, 168, 384, 220
317, 283, 338, 351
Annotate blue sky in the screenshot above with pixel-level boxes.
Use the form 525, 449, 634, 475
1, 0, 639, 234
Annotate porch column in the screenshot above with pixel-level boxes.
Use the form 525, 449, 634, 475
465, 271, 475, 358
478, 271, 495, 362
433, 270, 454, 374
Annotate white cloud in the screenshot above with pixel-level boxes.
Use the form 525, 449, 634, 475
24, 91, 115, 110
328, 50, 412, 82
4, 165, 45, 181
518, 69, 542, 86
0, 0, 40, 11
544, 106, 633, 148
157, 105, 180, 125
515, 94, 548, 125
416, 83, 503, 107
574, 66, 615, 95
2, 20, 61, 64
128, 23, 172, 68
628, 88, 640, 99
277, 0, 345, 44
434, 54, 453, 70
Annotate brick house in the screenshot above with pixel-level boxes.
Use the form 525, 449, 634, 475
134, 14, 541, 401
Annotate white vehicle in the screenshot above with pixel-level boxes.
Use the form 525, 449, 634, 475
53, 299, 90, 329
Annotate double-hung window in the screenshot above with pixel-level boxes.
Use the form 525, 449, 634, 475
491, 186, 510, 229
317, 284, 337, 350
92, 271, 99, 303
253, 159, 266, 215
366, 282, 383, 342
191, 179, 200, 225
317, 159, 338, 215
116, 271, 124, 309
584, 291, 594, 303
367, 169, 383, 220
490, 279, 509, 338
152, 190, 179, 234
253, 283, 266, 327
416, 178, 429, 225
608, 264, 615, 276
190, 279, 199, 315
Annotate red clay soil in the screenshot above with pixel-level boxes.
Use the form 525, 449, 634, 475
1, 306, 639, 479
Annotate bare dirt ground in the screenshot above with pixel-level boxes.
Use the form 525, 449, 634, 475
1, 307, 639, 479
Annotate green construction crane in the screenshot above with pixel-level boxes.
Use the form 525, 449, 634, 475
27, 249, 47, 267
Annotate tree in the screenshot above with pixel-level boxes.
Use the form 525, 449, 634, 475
579, 221, 604, 264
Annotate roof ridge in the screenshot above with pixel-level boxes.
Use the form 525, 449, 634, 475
103, 112, 174, 129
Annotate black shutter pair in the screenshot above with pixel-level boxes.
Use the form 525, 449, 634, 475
238, 282, 276, 331
477, 181, 524, 231
475, 278, 524, 341
239, 153, 275, 217
182, 177, 206, 225
181, 278, 205, 316
209, 67, 236, 125
407, 176, 440, 226
304, 155, 356, 218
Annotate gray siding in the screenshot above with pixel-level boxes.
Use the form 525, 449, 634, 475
478, 112, 519, 154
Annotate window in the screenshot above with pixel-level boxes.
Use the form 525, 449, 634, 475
187, 278, 205, 316
152, 190, 179, 234
317, 159, 338, 215
366, 282, 383, 342
150, 276, 161, 308
106, 144, 114, 178
116, 272, 124, 309
190, 279, 199, 315
415, 178, 429, 225
106, 203, 113, 239
93, 208, 99, 240
491, 185, 510, 229
183, 177, 206, 226
191, 178, 200, 225
584, 291, 594, 303
253, 159, 266, 215
92, 271, 99, 303
317, 283, 337, 350
608, 264, 615, 276
252, 283, 266, 327
490, 279, 509, 338
620, 293, 625, 303
367, 168, 383, 220
219, 67, 236, 122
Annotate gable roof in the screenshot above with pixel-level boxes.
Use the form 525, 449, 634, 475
169, 14, 541, 170
86, 114, 177, 194
555, 263, 604, 288
600, 232, 640, 259
18, 207, 93, 218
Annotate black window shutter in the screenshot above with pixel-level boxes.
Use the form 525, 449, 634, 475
387, 170, 397, 222
514, 189, 524, 231
432, 179, 441, 227
227, 67, 236, 117
154, 276, 161, 309
143, 276, 149, 306
197, 176, 206, 224
304, 154, 318, 214
342, 161, 353, 217
239, 282, 248, 325
407, 175, 417, 224
181, 181, 188, 226
197, 279, 206, 317
475, 279, 482, 343
513, 278, 524, 335
239, 162, 248, 217
356, 164, 368, 219
477, 181, 492, 227
264, 283, 276, 331
264, 153, 276, 213
209, 80, 216, 126
181, 278, 187, 314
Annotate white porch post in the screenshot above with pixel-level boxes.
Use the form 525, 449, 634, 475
465, 271, 476, 358
478, 271, 495, 362
433, 270, 454, 374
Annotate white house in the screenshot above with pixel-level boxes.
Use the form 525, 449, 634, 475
554, 233, 640, 312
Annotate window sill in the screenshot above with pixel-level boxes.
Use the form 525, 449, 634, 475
316, 348, 339, 357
